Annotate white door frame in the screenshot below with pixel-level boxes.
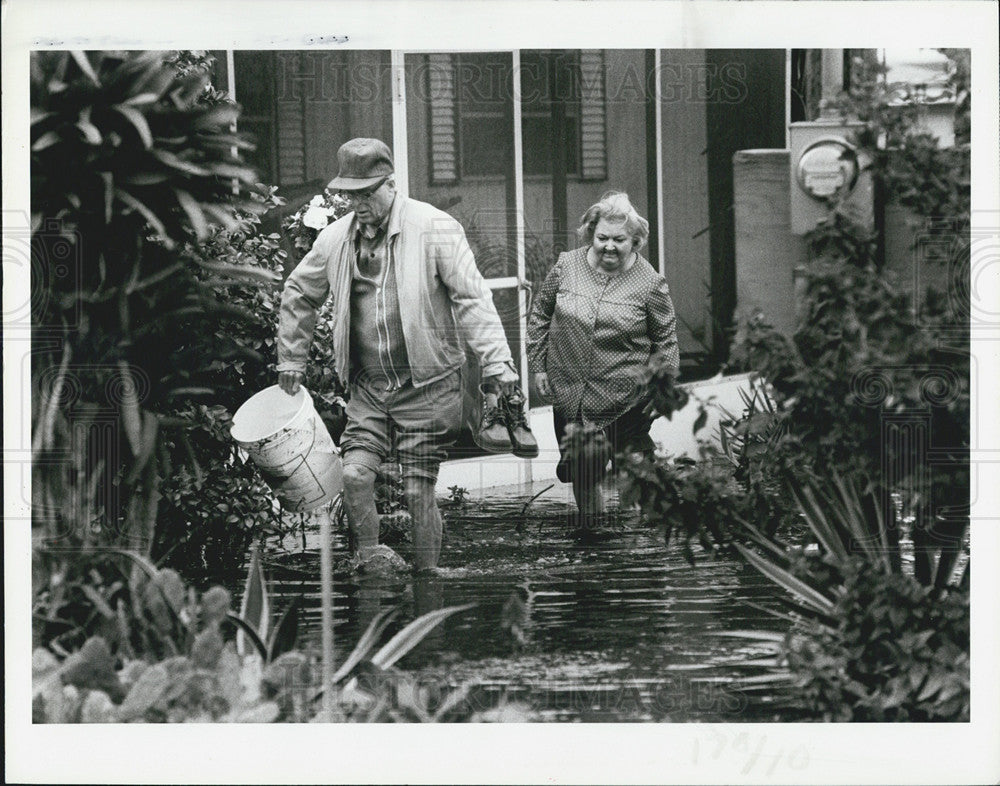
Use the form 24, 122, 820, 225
391, 50, 534, 482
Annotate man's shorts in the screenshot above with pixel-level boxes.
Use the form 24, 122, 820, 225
340, 370, 463, 482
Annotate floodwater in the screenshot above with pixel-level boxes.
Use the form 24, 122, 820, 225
261, 483, 793, 722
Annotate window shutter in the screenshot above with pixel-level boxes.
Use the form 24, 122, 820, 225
427, 53, 458, 183
579, 49, 607, 181
276, 54, 306, 185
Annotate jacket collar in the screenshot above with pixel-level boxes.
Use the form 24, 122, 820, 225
384, 192, 405, 239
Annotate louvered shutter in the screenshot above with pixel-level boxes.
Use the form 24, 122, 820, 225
579, 49, 607, 181
427, 53, 458, 183
276, 54, 306, 185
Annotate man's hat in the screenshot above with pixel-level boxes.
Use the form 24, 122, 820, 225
326, 138, 395, 191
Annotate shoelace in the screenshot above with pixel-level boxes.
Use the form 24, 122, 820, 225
482, 401, 506, 427
504, 392, 529, 427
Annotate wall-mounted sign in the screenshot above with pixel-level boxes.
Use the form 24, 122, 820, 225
795, 137, 860, 201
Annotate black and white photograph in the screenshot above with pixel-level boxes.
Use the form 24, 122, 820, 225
5, 1, 999, 784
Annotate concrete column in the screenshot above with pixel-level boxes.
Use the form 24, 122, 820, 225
819, 49, 845, 116
733, 149, 807, 338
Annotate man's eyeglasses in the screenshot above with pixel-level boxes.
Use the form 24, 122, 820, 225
338, 177, 389, 203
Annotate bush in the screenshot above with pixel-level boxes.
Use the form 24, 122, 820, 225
31, 50, 353, 588
630, 49, 972, 722
32, 557, 475, 723
154, 405, 278, 576
785, 560, 969, 722
619, 449, 745, 565
30, 49, 263, 563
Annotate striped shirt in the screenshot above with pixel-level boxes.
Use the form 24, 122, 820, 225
349, 218, 409, 390
527, 246, 680, 426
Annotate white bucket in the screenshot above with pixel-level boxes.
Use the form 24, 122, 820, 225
231, 385, 343, 512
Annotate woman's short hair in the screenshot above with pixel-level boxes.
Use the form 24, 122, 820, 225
576, 191, 650, 250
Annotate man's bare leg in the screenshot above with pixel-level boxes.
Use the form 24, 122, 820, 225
403, 476, 442, 571
342, 463, 380, 553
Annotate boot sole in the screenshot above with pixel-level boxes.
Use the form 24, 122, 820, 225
510, 442, 539, 458
473, 435, 513, 453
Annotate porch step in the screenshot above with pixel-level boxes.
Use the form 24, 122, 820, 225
436, 373, 754, 495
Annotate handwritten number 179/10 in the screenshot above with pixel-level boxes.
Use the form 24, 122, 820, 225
692, 732, 810, 775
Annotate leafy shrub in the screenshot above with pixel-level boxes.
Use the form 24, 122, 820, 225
30, 50, 351, 588
33, 570, 286, 723
155, 405, 278, 575
619, 449, 747, 565
728, 214, 969, 586
282, 188, 350, 260
725, 52, 970, 586
32, 557, 474, 723
784, 560, 969, 722
718, 471, 970, 722
30, 49, 263, 566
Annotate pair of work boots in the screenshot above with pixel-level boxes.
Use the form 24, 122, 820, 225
476, 385, 539, 458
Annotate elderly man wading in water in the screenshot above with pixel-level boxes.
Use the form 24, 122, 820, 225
277, 138, 536, 573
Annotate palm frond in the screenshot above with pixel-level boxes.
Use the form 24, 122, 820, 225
790, 483, 850, 563
734, 543, 836, 617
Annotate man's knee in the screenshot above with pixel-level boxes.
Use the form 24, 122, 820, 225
402, 476, 436, 507
342, 464, 377, 498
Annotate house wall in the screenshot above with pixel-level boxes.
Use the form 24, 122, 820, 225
732, 151, 947, 340
405, 50, 650, 287
659, 48, 713, 360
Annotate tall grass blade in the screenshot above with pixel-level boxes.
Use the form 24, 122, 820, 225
225, 613, 268, 661
727, 672, 793, 686
371, 604, 475, 671
712, 630, 785, 644
738, 518, 795, 564
830, 473, 881, 567
102, 548, 159, 579
738, 598, 800, 625
432, 683, 474, 722
871, 486, 893, 574
238, 544, 269, 658
267, 594, 301, 661
331, 607, 400, 685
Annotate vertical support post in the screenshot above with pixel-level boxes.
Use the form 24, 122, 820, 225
512, 50, 532, 487
785, 49, 793, 149
390, 50, 409, 197
226, 50, 239, 193
318, 504, 335, 717
548, 52, 568, 256
648, 48, 666, 276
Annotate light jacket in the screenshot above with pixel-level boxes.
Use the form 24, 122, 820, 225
527, 246, 680, 425
277, 195, 514, 388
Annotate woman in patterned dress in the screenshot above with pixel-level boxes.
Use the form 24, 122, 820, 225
527, 192, 680, 522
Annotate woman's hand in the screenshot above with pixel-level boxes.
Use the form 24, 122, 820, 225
535, 372, 552, 399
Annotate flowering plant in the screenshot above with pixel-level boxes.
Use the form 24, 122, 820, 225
283, 190, 351, 258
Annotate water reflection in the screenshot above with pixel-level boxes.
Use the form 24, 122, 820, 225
261, 484, 788, 721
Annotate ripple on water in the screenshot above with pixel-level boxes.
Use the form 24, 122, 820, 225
259, 484, 790, 721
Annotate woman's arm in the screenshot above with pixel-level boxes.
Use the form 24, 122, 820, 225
526, 259, 563, 377
647, 276, 681, 374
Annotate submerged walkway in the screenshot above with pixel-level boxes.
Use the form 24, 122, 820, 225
264, 481, 789, 722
